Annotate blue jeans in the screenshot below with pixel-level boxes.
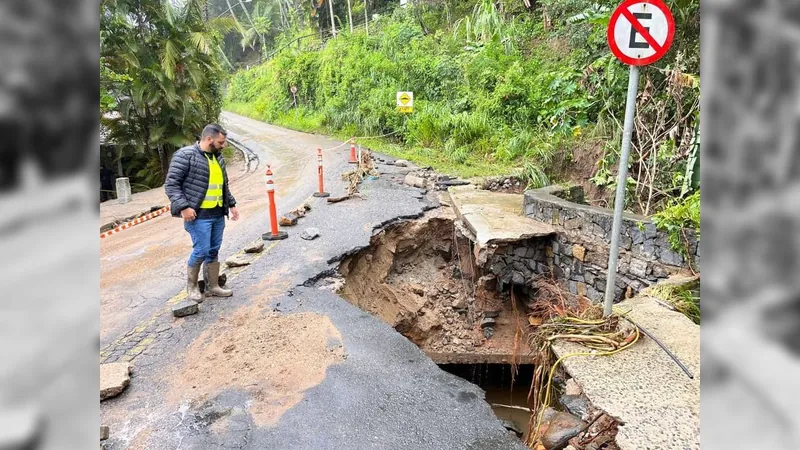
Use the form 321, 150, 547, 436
184, 216, 226, 267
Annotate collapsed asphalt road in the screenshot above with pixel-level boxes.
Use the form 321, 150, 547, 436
100, 117, 527, 449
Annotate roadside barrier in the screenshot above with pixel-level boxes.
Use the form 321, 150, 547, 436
100, 206, 170, 239
314, 148, 331, 198
262, 165, 288, 241
349, 138, 358, 164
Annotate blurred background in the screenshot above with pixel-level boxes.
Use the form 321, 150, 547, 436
0, 0, 99, 449
702, 0, 800, 448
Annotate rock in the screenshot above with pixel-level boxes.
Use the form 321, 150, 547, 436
409, 284, 425, 296
560, 395, 590, 419
511, 271, 525, 285
660, 248, 684, 266
565, 378, 582, 396
540, 408, 586, 450
437, 179, 470, 187
484, 310, 500, 318
452, 297, 467, 309
100, 362, 131, 400
490, 261, 505, 275
572, 245, 586, 261
244, 241, 265, 253
483, 327, 495, 339
643, 222, 658, 239
500, 419, 523, 437
101, 426, 110, 441
629, 258, 648, 278
300, 227, 321, 240
651, 263, 668, 278
395, 159, 409, 167
480, 317, 496, 328
279, 213, 298, 226
172, 300, 199, 318
225, 254, 251, 268
514, 247, 527, 257
404, 174, 426, 188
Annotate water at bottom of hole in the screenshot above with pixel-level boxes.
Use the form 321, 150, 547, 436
439, 363, 535, 442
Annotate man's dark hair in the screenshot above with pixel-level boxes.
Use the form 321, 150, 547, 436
201, 123, 227, 139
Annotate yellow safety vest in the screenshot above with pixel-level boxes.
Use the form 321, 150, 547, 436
200, 153, 224, 209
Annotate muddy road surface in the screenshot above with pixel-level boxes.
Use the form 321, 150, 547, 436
100, 111, 348, 347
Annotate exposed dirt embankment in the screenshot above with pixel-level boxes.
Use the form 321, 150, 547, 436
338, 215, 482, 351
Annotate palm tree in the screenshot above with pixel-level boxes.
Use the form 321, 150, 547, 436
101, 0, 237, 186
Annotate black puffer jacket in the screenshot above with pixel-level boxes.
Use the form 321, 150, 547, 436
165, 143, 236, 217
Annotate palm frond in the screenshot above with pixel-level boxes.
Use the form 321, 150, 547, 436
190, 32, 211, 54
161, 40, 180, 79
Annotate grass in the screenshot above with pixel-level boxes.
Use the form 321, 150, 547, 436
224, 103, 519, 179
645, 279, 700, 325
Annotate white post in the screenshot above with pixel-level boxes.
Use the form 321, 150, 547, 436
346, 0, 353, 33
328, 0, 337, 37
603, 64, 639, 317
364, 0, 368, 36
116, 177, 132, 204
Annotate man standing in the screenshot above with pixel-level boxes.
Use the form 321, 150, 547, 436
165, 124, 239, 302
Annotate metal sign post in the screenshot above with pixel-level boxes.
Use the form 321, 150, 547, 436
603, 0, 674, 317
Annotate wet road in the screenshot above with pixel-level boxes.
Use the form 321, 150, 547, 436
100, 111, 349, 347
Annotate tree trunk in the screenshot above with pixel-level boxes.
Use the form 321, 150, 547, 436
158, 146, 169, 184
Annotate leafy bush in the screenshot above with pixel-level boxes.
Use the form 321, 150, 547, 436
651, 190, 700, 257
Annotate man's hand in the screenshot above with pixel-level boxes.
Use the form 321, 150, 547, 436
230, 207, 240, 221
181, 207, 197, 222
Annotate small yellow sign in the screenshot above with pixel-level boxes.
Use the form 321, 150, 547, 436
396, 91, 413, 113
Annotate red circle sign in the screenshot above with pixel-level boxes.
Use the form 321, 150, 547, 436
607, 0, 675, 66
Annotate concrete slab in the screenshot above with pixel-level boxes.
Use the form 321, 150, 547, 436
100, 362, 131, 401
552, 296, 700, 450
448, 185, 556, 248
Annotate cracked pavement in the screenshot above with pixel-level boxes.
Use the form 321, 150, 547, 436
100, 112, 526, 449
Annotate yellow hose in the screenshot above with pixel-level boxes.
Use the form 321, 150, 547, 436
530, 325, 641, 445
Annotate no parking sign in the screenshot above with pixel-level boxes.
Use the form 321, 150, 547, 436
602, 0, 675, 316
608, 0, 675, 66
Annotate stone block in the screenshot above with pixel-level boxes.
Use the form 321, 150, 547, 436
572, 245, 586, 261
660, 248, 685, 266
100, 362, 131, 400
573, 261, 584, 275
643, 222, 658, 239
568, 281, 578, 295
576, 282, 587, 297
584, 272, 596, 286
525, 247, 536, 258
631, 227, 645, 245
172, 300, 199, 318
621, 234, 633, 250
565, 218, 582, 230
545, 246, 554, 257
514, 247, 527, 257
629, 258, 648, 278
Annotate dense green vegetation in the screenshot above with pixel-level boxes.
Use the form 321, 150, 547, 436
100, 0, 699, 219
101, 0, 236, 188
224, 0, 699, 216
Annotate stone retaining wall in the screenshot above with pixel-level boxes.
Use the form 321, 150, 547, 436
483, 186, 699, 303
